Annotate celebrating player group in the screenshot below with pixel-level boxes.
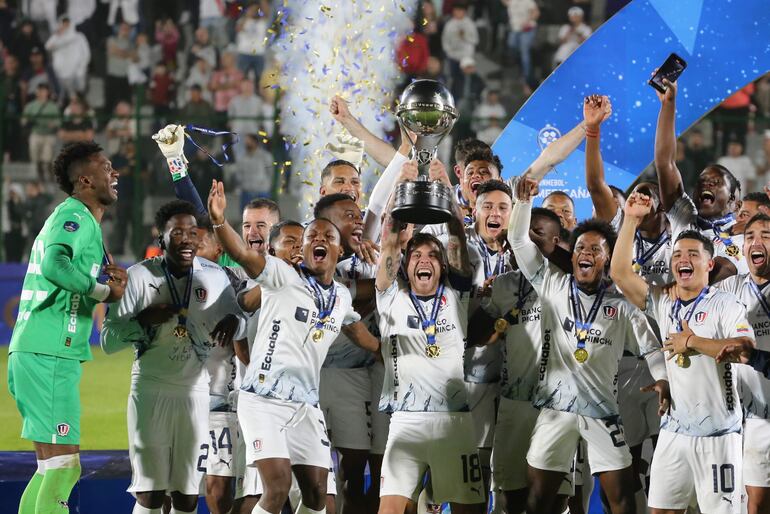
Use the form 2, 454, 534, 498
9, 78, 770, 514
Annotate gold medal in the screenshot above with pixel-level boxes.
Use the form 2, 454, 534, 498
726, 244, 740, 257
312, 329, 324, 343
574, 348, 589, 363
676, 353, 691, 368
426, 345, 441, 358
632, 263, 642, 273
494, 318, 509, 333
173, 325, 188, 339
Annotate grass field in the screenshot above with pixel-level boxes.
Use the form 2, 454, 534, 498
0, 348, 134, 451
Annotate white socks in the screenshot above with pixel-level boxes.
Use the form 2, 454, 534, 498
132, 505, 162, 514
169, 507, 197, 514
253, 504, 274, 514
296, 506, 325, 514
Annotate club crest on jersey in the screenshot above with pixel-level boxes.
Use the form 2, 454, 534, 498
295, 307, 309, 322
195, 287, 207, 302
63, 221, 79, 232
407, 315, 420, 329
603, 305, 617, 320
56, 423, 70, 437
694, 311, 707, 324
253, 439, 262, 452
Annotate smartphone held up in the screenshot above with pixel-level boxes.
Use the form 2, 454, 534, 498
649, 53, 687, 93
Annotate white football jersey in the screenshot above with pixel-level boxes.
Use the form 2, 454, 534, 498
102, 256, 245, 393
376, 278, 471, 412
716, 273, 770, 419
528, 262, 661, 419
323, 254, 377, 369
240, 256, 360, 405
668, 193, 748, 274
646, 286, 752, 436
634, 230, 674, 286
482, 269, 541, 402
206, 344, 237, 411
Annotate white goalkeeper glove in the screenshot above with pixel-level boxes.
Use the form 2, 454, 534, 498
152, 124, 189, 181
325, 132, 364, 168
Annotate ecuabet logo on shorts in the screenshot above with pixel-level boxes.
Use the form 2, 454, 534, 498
602, 305, 617, 320
694, 311, 707, 324
56, 423, 70, 437
253, 439, 262, 452
195, 287, 207, 302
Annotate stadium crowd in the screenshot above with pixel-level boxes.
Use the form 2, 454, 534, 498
6, 2, 770, 514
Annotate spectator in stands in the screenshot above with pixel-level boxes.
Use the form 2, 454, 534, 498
189, 26, 218, 70
45, 15, 90, 100
476, 116, 503, 145
236, 2, 269, 82
105, 100, 136, 156
148, 63, 175, 126
553, 7, 592, 67
4, 181, 26, 262
441, 2, 478, 88
22, 83, 60, 181
718, 138, 757, 193
2, 54, 26, 161
190, 147, 224, 202
472, 89, 507, 133
714, 83, 755, 154
107, 0, 140, 30
755, 130, 770, 180
199, 0, 229, 49
23, 180, 51, 236
108, 140, 142, 257
22, 0, 57, 42
685, 127, 714, 174
185, 57, 213, 102
154, 18, 180, 67
127, 32, 153, 87
228, 79, 269, 159
228, 134, 274, 208
422, 55, 447, 83
0, 0, 14, 48
397, 22, 430, 80
106, 21, 134, 112
675, 139, 698, 193
452, 56, 485, 108
209, 51, 244, 114
21, 46, 60, 102
419, 0, 443, 58
503, 0, 539, 93
10, 19, 44, 69
58, 94, 94, 143
179, 84, 215, 125
67, 0, 97, 44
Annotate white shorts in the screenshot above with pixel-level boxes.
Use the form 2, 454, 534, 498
466, 381, 499, 449
745, 418, 770, 487
369, 362, 390, 454
238, 393, 331, 468
206, 411, 238, 478
648, 430, 742, 514
617, 356, 660, 447
381, 411, 485, 505
127, 389, 208, 495
319, 367, 373, 450
526, 409, 631, 475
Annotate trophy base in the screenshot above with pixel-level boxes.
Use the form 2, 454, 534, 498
391, 180, 454, 225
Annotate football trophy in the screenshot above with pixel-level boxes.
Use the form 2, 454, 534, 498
392, 80, 458, 224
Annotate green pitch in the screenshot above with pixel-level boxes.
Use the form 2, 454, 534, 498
0, 349, 134, 450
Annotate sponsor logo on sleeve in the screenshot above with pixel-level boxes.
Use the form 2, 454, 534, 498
63, 221, 79, 232
562, 318, 574, 332
407, 315, 420, 329
295, 307, 309, 322
602, 305, 617, 320
736, 323, 750, 333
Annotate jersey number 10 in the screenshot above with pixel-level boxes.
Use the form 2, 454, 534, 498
711, 464, 735, 493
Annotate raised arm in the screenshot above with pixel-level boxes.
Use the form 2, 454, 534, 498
362, 138, 411, 242
208, 180, 266, 278
609, 193, 652, 309
508, 177, 545, 283
329, 95, 397, 167
431, 160, 472, 277
653, 79, 684, 211
525, 119, 586, 181
375, 163, 416, 291
583, 95, 617, 222
153, 124, 207, 215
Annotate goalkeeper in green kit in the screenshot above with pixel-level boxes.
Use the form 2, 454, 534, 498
7, 142, 127, 513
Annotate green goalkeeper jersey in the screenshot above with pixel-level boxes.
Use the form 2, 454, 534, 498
9, 197, 105, 361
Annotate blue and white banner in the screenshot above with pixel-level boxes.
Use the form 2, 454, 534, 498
493, 0, 770, 220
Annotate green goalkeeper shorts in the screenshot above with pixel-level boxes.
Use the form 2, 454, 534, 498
7, 351, 82, 445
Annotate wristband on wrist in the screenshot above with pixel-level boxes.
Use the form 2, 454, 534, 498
585, 126, 600, 138
212, 221, 226, 229
167, 156, 188, 181
89, 282, 111, 302
684, 334, 694, 350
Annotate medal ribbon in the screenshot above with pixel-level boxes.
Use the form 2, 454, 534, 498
633, 230, 669, 268
478, 240, 506, 279
302, 267, 338, 331
569, 277, 606, 352
347, 254, 359, 280
697, 213, 737, 252
502, 273, 533, 325
409, 283, 445, 347
184, 124, 240, 167
671, 287, 710, 331
161, 259, 193, 331
748, 280, 770, 320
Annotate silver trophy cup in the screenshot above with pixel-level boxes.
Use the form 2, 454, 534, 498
392, 80, 458, 225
